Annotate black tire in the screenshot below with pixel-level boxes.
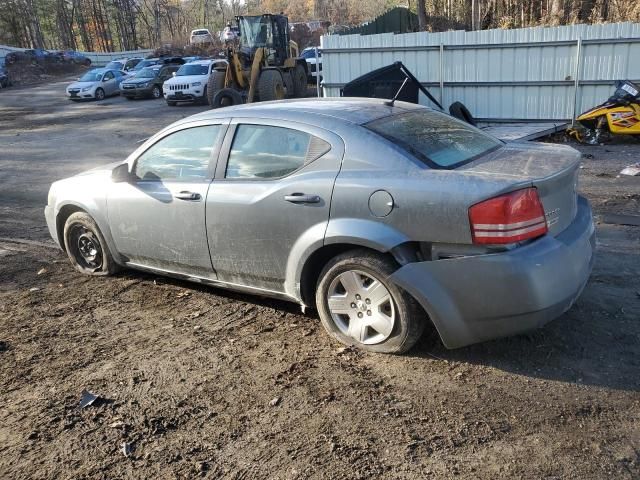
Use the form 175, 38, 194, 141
167, 101, 177, 106
292, 63, 307, 97
201, 86, 208, 105
151, 85, 162, 99
207, 69, 226, 107
449, 101, 476, 126
211, 88, 243, 108
95, 88, 105, 101
315, 249, 425, 354
125, 96, 135, 100
63, 212, 119, 276
258, 69, 285, 102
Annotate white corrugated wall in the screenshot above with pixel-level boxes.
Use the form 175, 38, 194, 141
321, 22, 640, 120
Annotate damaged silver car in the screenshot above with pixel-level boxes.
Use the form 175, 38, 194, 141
45, 99, 595, 353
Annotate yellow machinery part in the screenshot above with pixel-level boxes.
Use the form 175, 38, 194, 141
247, 48, 265, 104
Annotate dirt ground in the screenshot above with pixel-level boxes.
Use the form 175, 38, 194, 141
0, 82, 639, 479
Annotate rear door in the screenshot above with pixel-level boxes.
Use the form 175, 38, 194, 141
107, 120, 228, 277
205, 118, 344, 292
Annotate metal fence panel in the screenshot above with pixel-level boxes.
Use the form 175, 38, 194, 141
321, 22, 640, 121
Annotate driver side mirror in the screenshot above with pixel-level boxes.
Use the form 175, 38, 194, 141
112, 163, 132, 183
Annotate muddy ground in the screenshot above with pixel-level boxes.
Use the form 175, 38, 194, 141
0, 82, 639, 479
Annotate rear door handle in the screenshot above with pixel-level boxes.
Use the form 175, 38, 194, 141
174, 191, 201, 201
284, 193, 321, 204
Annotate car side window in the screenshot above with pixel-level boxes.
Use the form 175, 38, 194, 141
103, 71, 114, 81
134, 125, 223, 182
226, 124, 330, 179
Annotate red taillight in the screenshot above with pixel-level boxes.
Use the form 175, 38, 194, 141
469, 188, 548, 245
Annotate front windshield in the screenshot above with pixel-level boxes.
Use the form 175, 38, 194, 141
239, 16, 272, 48
176, 64, 208, 76
366, 110, 503, 169
134, 68, 157, 79
105, 61, 123, 70
79, 71, 102, 82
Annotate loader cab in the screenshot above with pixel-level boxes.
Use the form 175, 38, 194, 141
237, 14, 290, 66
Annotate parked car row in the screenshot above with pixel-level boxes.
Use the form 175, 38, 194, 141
5, 49, 91, 66
65, 56, 227, 104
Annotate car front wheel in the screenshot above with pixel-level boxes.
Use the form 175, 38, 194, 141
315, 250, 425, 354
95, 88, 105, 100
151, 85, 161, 99
63, 212, 118, 276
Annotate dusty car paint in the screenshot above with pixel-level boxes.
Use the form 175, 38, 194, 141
45, 98, 595, 348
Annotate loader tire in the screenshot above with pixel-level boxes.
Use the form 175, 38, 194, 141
292, 63, 307, 97
449, 101, 476, 126
258, 69, 285, 102
207, 69, 226, 107
211, 88, 243, 108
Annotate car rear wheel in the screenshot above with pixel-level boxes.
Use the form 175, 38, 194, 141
95, 88, 105, 100
151, 85, 161, 99
315, 250, 425, 354
63, 212, 118, 276
167, 101, 177, 106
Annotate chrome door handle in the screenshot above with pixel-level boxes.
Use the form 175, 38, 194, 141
174, 191, 201, 201
284, 193, 321, 204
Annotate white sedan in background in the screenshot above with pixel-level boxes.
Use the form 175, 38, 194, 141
66, 68, 125, 101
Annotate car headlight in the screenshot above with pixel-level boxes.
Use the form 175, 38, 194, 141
192, 82, 201, 87
139, 82, 149, 87
81, 86, 92, 92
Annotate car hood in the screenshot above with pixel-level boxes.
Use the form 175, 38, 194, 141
166, 74, 206, 84
68, 81, 97, 90
75, 161, 123, 177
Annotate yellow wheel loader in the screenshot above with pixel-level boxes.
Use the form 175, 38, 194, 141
207, 14, 309, 108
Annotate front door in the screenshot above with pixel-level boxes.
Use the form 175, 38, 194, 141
107, 122, 228, 277
102, 70, 117, 95
206, 119, 344, 292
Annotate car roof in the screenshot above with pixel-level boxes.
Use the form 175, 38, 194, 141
187, 60, 212, 65
184, 98, 426, 127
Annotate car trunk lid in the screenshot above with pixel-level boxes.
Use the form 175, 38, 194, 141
458, 142, 580, 237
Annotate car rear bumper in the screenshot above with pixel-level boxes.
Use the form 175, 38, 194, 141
390, 195, 596, 349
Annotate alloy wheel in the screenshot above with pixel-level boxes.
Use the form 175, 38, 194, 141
326, 269, 395, 345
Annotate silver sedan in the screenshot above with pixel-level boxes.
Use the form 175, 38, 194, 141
66, 68, 124, 100
45, 99, 595, 353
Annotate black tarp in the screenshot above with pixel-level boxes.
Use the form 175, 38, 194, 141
341, 61, 443, 110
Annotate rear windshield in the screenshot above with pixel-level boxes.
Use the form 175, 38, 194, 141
193, 30, 210, 35
365, 110, 502, 169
